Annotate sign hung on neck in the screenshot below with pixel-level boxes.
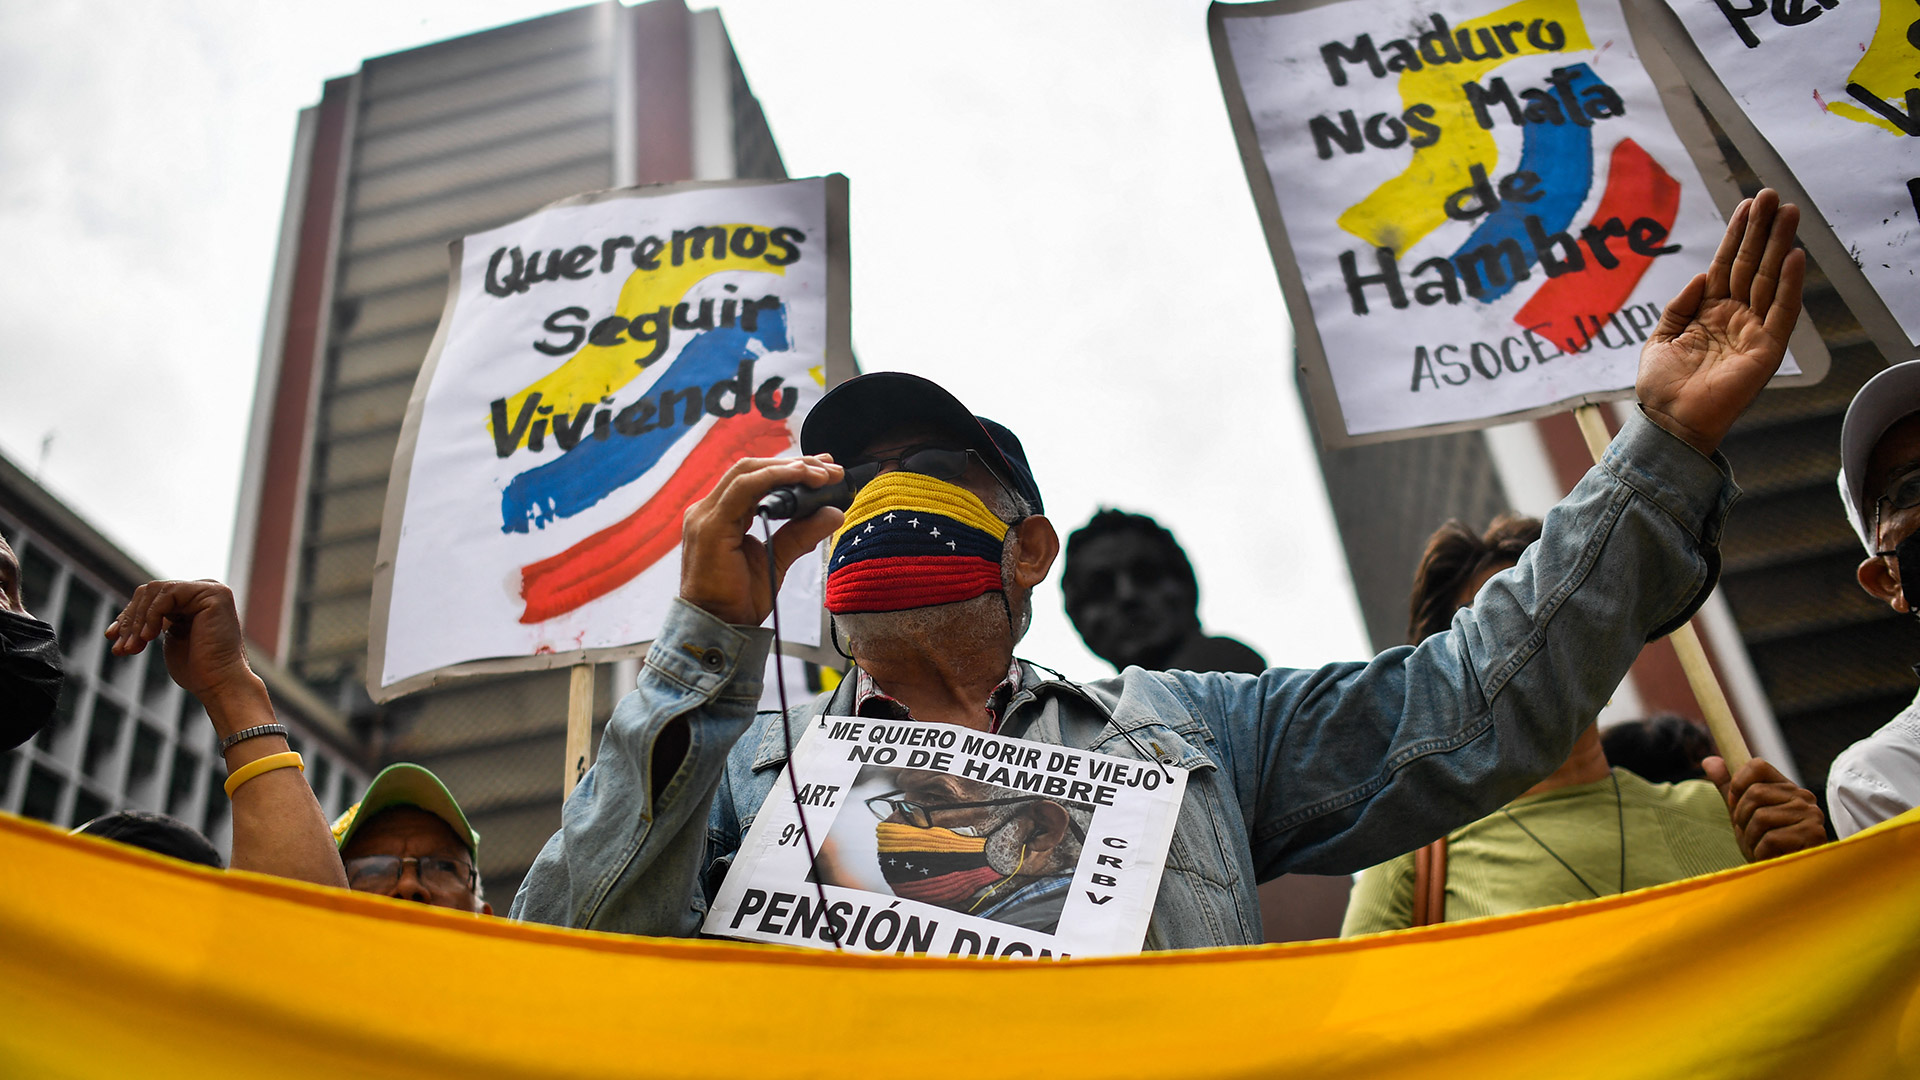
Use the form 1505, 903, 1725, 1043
369, 177, 853, 700
705, 716, 1188, 958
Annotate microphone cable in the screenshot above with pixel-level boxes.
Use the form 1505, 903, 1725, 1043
758, 511, 842, 949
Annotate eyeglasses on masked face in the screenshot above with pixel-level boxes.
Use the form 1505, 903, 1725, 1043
1873, 467, 1920, 555
345, 853, 476, 895
844, 445, 1020, 512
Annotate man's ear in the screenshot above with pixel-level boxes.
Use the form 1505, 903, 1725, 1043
1016, 800, 1071, 859
1010, 515, 1059, 590
1859, 554, 1908, 613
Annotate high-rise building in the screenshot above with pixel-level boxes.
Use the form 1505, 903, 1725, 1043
1299, 117, 1915, 807
0, 450, 367, 853
229, 0, 788, 900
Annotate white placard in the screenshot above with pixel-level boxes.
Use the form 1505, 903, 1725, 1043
1656, 0, 1920, 350
1214, 0, 1801, 442
705, 716, 1188, 959
370, 178, 849, 699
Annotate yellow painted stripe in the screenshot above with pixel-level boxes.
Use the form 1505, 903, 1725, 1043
485, 225, 788, 436
1338, 0, 1592, 253
1827, 3, 1920, 136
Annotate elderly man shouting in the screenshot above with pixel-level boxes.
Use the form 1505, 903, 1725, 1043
514, 193, 1807, 950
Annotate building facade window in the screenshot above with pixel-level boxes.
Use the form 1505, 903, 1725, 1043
1, 508, 365, 859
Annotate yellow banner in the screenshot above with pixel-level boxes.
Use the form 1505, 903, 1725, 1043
3, 808, 1918, 1078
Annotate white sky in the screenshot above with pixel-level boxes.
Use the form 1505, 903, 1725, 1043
0, 0, 1371, 682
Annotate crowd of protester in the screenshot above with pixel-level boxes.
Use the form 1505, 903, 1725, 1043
1340, 515, 1824, 934
8, 190, 1920, 950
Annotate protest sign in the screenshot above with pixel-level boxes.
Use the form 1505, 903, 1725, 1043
704, 715, 1188, 958
369, 177, 851, 701
1211, 0, 1826, 446
1638, 0, 1920, 360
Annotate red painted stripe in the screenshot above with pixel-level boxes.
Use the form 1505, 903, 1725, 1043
518, 415, 792, 623
825, 556, 1005, 614
1513, 139, 1681, 354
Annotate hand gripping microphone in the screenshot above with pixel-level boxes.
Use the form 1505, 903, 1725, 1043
756, 477, 855, 520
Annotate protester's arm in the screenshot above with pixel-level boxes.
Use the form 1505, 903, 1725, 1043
1179, 193, 1805, 877
106, 582, 347, 888
1703, 756, 1826, 860
511, 454, 843, 934
1825, 727, 1920, 839
1339, 858, 1416, 937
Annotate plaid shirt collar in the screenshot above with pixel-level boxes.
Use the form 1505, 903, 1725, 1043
851, 659, 1025, 734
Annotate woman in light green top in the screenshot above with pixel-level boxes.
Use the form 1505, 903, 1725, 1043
1342, 516, 1828, 936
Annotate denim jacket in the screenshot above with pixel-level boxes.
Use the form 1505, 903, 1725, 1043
512, 410, 1736, 950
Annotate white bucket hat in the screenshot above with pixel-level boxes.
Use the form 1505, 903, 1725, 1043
1839, 359, 1920, 554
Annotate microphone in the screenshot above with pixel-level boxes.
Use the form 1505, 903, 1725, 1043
757, 477, 855, 520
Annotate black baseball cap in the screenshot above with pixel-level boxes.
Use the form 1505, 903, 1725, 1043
74, 810, 225, 869
800, 372, 1044, 514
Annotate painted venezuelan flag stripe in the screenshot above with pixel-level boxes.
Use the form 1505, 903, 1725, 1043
1828, 3, 1920, 135
485, 226, 788, 436
1513, 138, 1680, 352
1445, 64, 1600, 302
516, 412, 792, 623
499, 307, 789, 533
1339, 0, 1592, 253
825, 556, 1006, 613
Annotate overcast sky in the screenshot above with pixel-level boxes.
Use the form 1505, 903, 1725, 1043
0, 0, 1371, 681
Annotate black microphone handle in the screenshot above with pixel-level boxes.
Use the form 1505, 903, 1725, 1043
758, 477, 854, 520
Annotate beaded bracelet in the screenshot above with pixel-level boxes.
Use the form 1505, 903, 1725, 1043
218, 723, 289, 753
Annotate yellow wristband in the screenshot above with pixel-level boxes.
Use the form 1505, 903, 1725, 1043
223, 751, 304, 798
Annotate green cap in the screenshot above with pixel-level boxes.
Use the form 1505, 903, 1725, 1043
331, 763, 479, 861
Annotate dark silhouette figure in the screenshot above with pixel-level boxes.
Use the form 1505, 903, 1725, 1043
1062, 510, 1265, 675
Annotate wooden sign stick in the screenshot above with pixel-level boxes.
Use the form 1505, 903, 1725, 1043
1573, 405, 1751, 770
563, 663, 595, 800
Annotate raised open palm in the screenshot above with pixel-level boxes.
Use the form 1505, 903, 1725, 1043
1636, 189, 1805, 456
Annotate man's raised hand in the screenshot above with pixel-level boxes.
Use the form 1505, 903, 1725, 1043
105, 580, 262, 712
680, 455, 844, 627
1636, 189, 1805, 456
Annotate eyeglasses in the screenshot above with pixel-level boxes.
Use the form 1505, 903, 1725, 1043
1872, 468, 1920, 554
865, 790, 1086, 842
345, 853, 476, 895
845, 445, 1020, 509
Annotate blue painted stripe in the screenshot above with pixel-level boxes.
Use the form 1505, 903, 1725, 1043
1447, 64, 1600, 303
499, 308, 790, 533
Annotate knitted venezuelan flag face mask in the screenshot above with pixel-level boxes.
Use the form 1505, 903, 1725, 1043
874, 822, 1023, 908
824, 471, 1011, 615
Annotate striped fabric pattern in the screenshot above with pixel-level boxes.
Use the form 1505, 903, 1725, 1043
825, 472, 1011, 614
